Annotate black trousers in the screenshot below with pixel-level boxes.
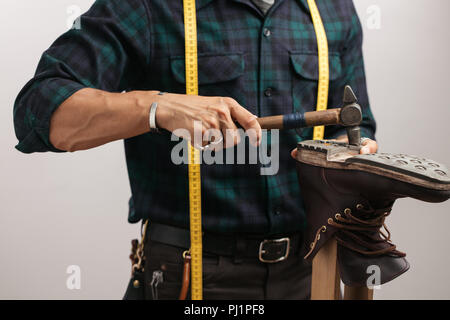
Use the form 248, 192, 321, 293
144, 238, 312, 300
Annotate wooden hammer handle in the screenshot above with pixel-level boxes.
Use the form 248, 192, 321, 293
257, 115, 284, 130
257, 109, 341, 130
304, 109, 341, 127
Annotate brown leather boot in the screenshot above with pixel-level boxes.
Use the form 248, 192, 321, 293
295, 140, 450, 286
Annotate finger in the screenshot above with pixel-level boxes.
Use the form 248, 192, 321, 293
203, 127, 224, 152
291, 148, 298, 159
360, 139, 378, 154
228, 101, 261, 146
199, 112, 222, 147
191, 120, 212, 148
208, 104, 241, 148
220, 119, 241, 148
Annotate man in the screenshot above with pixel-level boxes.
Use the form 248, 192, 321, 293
13, 0, 377, 299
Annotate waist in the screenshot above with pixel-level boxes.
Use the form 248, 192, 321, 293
147, 222, 304, 263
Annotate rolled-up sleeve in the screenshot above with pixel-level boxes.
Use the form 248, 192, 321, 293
13, 0, 150, 153
325, 1, 376, 141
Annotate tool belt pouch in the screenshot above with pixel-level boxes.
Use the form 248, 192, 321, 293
123, 221, 191, 300
123, 222, 148, 300
123, 267, 145, 300
295, 140, 450, 286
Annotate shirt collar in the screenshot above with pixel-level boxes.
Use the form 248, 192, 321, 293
196, 0, 267, 11
196, 0, 310, 13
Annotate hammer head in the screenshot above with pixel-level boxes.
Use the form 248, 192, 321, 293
340, 86, 362, 146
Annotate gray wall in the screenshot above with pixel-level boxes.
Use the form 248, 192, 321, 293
0, 0, 449, 299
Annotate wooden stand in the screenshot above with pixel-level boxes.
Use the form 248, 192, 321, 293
344, 285, 374, 300
310, 238, 373, 300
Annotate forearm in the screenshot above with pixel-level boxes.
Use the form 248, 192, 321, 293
49, 88, 156, 152
49, 87, 261, 152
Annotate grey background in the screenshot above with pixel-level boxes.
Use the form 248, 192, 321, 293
0, 0, 449, 299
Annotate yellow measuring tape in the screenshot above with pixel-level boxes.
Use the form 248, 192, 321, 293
182, 0, 329, 300
307, 0, 330, 140
183, 0, 203, 300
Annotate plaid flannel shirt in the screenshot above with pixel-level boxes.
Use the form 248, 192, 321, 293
13, 0, 376, 235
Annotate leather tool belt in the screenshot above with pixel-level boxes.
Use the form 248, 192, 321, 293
148, 222, 302, 263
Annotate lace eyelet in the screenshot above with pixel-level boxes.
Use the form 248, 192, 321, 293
344, 208, 352, 215
335, 213, 341, 219
356, 204, 364, 210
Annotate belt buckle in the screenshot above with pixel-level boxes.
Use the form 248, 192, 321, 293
258, 237, 290, 263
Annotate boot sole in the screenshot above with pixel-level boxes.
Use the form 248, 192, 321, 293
296, 140, 450, 191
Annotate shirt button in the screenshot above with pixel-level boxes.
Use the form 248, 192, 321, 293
264, 88, 273, 97
263, 28, 271, 37
274, 207, 281, 216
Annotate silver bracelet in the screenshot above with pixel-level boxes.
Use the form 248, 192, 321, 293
149, 92, 167, 132
149, 102, 159, 132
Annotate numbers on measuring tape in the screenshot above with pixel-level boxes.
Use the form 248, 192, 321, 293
184, 0, 203, 300
187, 144, 202, 300
308, 0, 330, 140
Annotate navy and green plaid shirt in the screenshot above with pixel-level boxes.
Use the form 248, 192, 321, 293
13, 0, 376, 235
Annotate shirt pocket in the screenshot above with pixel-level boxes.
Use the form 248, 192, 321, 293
169, 52, 246, 102
290, 51, 342, 139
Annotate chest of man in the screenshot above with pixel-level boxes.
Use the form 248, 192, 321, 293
141, 0, 353, 119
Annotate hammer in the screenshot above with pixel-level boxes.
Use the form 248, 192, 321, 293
257, 85, 362, 146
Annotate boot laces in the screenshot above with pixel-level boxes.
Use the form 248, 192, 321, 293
304, 203, 406, 259
329, 204, 406, 257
